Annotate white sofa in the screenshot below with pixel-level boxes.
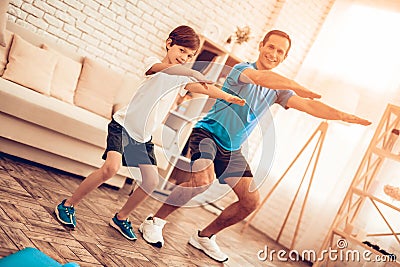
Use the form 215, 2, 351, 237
0, 21, 190, 189
0, 21, 141, 188
0, 20, 204, 190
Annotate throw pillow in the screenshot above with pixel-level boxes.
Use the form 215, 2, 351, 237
42, 44, 82, 104
74, 57, 123, 119
112, 73, 140, 114
0, 30, 13, 75
0, 0, 9, 47
3, 35, 57, 95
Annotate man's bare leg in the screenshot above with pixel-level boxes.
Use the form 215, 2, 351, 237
154, 158, 215, 219
199, 177, 260, 237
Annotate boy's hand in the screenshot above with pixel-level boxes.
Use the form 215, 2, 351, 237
226, 95, 246, 106
341, 113, 372, 126
295, 85, 321, 99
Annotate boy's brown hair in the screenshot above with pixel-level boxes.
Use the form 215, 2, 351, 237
167, 25, 200, 51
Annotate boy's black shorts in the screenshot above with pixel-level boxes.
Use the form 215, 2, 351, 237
188, 128, 253, 184
102, 119, 157, 167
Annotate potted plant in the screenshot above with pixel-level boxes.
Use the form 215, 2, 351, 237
235, 26, 251, 44
226, 26, 251, 45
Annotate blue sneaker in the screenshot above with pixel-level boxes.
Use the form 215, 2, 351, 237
55, 199, 76, 228
109, 213, 137, 240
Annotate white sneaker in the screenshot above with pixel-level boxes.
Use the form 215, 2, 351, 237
188, 231, 228, 262
139, 214, 167, 248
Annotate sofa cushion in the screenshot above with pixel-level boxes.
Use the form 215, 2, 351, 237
0, 0, 9, 47
112, 73, 141, 114
0, 30, 12, 76
74, 58, 123, 119
42, 44, 82, 104
0, 78, 109, 147
2, 35, 57, 95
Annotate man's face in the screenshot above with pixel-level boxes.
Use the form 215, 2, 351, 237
166, 40, 196, 65
257, 34, 290, 70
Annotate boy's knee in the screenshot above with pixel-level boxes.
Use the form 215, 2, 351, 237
141, 174, 159, 192
101, 164, 119, 180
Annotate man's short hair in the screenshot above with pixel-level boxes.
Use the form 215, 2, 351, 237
262, 30, 291, 57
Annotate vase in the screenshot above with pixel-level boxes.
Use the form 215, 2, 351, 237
231, 43, 248, 60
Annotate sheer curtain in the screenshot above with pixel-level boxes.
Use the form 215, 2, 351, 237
250, 0, 400, 254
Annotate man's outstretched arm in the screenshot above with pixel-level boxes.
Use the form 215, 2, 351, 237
286, 95, 371, 126
241, 68, 321, 99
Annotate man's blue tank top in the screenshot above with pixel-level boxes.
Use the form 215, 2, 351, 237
195, 62, 294, 151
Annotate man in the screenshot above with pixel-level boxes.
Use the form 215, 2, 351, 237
139, 30, 371, 262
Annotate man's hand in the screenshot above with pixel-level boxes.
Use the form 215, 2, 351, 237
226, 95, 246, 106
341, 113, 372, 126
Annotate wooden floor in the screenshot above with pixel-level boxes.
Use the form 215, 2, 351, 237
0, 153, 310, 267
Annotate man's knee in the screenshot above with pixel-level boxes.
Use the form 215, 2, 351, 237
190, 170, 214, 188
191, 158, 213, 173
240, 191, 260, 213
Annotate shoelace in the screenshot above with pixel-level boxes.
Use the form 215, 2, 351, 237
64, 206, 75, 216
63, 206, 75, 224
122, 220, 132, 230
64, 207, 70, 215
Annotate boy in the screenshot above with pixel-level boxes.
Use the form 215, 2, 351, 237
54, 25, 245, 242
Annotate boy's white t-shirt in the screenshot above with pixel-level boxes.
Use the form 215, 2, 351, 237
113, 57, 190, 143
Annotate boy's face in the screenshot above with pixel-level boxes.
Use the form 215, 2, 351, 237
166, 40, 197, 65
257, 34, 289, 70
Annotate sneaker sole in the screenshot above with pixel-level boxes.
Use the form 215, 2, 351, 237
138, 223, 163, 248
109, 219, 137, 241
188, 236, 228, 263
54, 207, 76, 229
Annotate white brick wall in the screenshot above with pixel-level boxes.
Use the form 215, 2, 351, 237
9, 0, 329, 79
6, 0, 335, 251
2, 0, 270, 77
271, 0, 336, 78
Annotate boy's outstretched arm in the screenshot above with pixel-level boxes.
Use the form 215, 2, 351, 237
185, 83, 246, 106
286, 95, 371, 126
146, 63, 212, 83
241, 69, 321, 99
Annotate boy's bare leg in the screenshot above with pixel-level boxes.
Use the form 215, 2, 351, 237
64, 151, 122, 207
117, 164, 159, 220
